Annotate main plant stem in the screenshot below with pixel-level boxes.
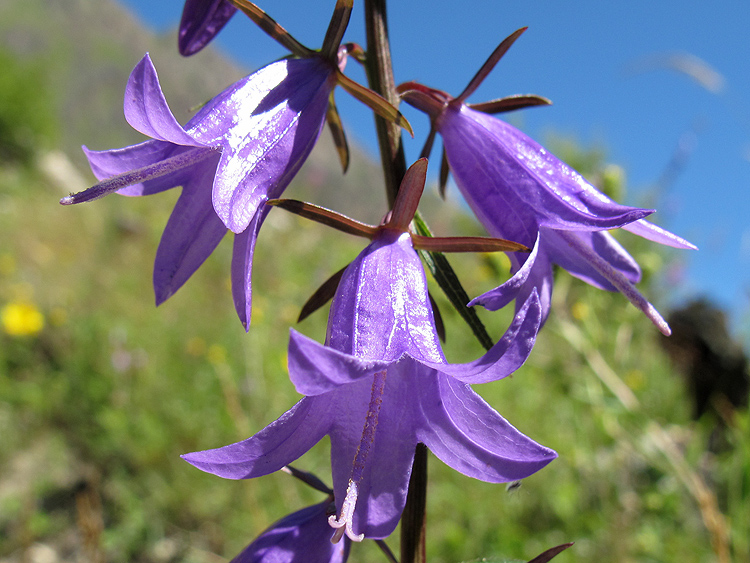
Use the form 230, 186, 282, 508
364, 0, 407, 207
363, 2, 427, 562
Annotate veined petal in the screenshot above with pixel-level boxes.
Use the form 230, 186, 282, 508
178, 0, 237, 56
472, 244, 554, 327
288, 330, 393, 396
82, 142, 202, 196
467, 233, 542, 312
440, 105, 653, 234
124, 54, 202, 146
418, 374, 557, 482
325, 231, 444, 364
182, 397, 330, 479
70, 145, 217, 204
327, 370, 418, 539
153, 156, 227, 305
190, 57, 335, 233
555, 229, 671, 335
623, 218, 697, 250
425, 289, 541, 384
544, 229, 641, 291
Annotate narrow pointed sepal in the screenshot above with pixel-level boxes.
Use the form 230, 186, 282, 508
281, 465, 333, 495
336, 71, 414, 136
298, 265, 347, 323
326, 94, 350, 173
527, 542, 575, 563
438, 146, 450, 199
320, 0, 353, 60
397, 82, 449, 116
428, 292, 447, 343
267, 199, 377, 238
228, 0, 313, 57
413, 234, 528, 253
456, 27, 528, 104
389, 158, 427, 230
470, 94, 552, 114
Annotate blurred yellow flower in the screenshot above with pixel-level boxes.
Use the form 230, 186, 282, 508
571, 301, 590, 321
2, 301, 45, 336
207, 344, 227, 365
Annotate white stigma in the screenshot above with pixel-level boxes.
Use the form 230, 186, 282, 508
329, 481, 364, 543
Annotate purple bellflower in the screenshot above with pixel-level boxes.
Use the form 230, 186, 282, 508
399, 28, 696, 335
182, 160, 557, 541
178, 0, 237, 56
61, 1, 410, 328
231, 499, 350, 563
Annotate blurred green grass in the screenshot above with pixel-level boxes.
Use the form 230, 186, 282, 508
1, 29, 749, 563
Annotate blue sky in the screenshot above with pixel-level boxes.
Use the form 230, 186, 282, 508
121, 0, 750, 333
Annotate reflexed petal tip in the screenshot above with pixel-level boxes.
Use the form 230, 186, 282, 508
124, 54, 200, 146
288, 329, 392, 396
427, 289, 542, 384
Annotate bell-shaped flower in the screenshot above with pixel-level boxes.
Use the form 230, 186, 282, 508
61, 1, 410, 328
231, 499, 350, 563
182, 160, 557, 541
399, 28, 695, 335
178, 0, 237, 56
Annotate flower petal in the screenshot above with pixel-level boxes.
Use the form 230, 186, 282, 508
327, 370, 418, 539
189, 58, 334, 233
82, 142, 197, 196
288, 330, 393, 396
623, 218, 697, 250
153, 155, 227, 305
426, 289, 541, 384
440, 106, 653, 235
182, 397, 330, 480
178, 0, 237, 56
231, 208, 266, 331
418, 374, 557, 482
232, 501, 350, 563
326, 231, 444, 364
546, 229, 641, 290
124, 54, 201, 146
467, 232, 541, 312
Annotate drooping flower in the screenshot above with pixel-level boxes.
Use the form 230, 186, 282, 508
231, 499, 350, 563
61, 1, 410, 328
182, 160, 557, 541
399, 28, 696, 335
178, 0, 237, 56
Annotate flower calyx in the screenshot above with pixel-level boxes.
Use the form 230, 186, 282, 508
267, 158, 528, 255
397, 27, 550, 195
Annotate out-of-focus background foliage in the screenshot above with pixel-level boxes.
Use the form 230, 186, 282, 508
1, 0, 748, 562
